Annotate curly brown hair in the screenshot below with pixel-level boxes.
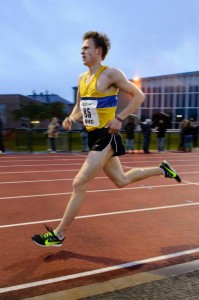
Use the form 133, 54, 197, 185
83, 31, 111, 60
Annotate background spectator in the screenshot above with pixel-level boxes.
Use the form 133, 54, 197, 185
156, 119, 167, 153
124, 118, 135, 153
47, 117, 59, 153
178, 119, 187, 151
141, 119, 152, 154
192, 121, 199, 148
183, 120, 194, 152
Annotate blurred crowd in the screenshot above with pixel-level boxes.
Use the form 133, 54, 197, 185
124, 116, 199, 154
178, 119, 198, 152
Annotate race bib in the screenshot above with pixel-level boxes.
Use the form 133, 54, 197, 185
80, 100, 99, 127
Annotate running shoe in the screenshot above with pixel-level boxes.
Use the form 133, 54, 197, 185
32, 225, 64, 247
159, 160, 181, 182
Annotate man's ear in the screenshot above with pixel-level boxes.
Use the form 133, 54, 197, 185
96, 47, 102, 56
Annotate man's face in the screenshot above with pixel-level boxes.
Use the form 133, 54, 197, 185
81, 38, 100, 66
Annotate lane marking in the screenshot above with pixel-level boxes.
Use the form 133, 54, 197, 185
0, 177, 106, 184
0, 169, 198, 176
122, 163, 199, 168
0, 182, 192, 201
1, 153, 199, 161
0, 163, 82, 168
1, 201, 199, 228
0, 161, 199, 168
1, 248, 199, 293
0, 169, 79, 174
182, 180, 199, 185
0, 158, 86, 162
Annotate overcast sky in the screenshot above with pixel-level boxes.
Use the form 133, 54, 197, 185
1, 0, 199, 102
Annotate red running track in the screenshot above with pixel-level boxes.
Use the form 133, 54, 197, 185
0, 151, 199, 299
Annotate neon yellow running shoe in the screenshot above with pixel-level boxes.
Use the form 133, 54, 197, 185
159, 160, 181, 182
32, 225, 64, 247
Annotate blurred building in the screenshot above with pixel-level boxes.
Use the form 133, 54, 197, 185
27, 91, 70, 105
74, 70, 199, 129
5, 71, 197, 129
0, 92, 73, 128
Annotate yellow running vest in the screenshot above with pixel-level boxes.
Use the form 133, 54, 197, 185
79, 66, 118, 131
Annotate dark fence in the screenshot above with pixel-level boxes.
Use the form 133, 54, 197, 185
3, 128, 198, 153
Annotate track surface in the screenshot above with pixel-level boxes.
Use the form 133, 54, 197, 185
0, 151, 199, 299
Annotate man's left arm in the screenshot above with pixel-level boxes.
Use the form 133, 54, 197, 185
107, 69, 145, 133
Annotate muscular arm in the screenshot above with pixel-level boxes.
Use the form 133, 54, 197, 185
107, 68, 145, 133
62, 91, 82, 130
110, 68, 144, 118
62, 75, 84, 130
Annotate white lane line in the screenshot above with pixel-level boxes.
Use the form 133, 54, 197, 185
0, 169, 79, 174
182, 180, 199, 186
1, 156, 195, 160
178, 171, 199, 174
0, 163, 82, 168
0, 179, 72, 184
0, 158, 67, 161
0, 161, 199, 168
0, 158, 86, 162
1, 248, 199, 293
0, 170, 198, 177
1, 201, 199, 229
0, 182, 191, 201
122, 163, 199, 169
0, 177, 106, 184
1, 161, 199, 167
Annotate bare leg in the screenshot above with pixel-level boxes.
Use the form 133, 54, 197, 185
55, 146, 114, 237
103, 156, 162, 188
56, 148, 163, 237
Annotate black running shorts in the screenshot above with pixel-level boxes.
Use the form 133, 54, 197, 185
88, 128, 126, 157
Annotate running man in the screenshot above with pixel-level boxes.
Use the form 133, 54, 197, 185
32, 31, 181, 247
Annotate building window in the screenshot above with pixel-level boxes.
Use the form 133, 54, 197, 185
152, 87, 161, 107
142, 93, 150, 108
189, 85, 199, 107
164, 86, 174, 107
188, 108, 197, 121
0, 104, 6, 115
176, 86, 185, 107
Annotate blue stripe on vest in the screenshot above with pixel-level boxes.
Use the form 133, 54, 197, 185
81, 95, 118, 108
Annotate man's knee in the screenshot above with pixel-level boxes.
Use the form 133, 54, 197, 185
114, 177, 127, 188
72, 176, 87, 191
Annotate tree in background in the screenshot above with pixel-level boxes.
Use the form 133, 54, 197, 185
13, 101, 66, 126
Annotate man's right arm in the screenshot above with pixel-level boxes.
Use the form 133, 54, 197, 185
62, 90, 82, 131
62, 75, 84, 131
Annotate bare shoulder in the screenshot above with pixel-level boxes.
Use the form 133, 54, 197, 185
105, 67, 127, 81
106, 67, 125, 76
105, 67, 144, 96
78, 71, 87, 84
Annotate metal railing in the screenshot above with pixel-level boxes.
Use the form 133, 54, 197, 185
3, 128, 198, 153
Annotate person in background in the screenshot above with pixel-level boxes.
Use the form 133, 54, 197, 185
192, 121, 199, 148
124, 117, 135, 153
0, 116, 6, 154
156, 119, 167, 153
178, 119, 187, 151
183, 120, 194, 152
47, 117, 59, 153
141, 119, 152, 154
